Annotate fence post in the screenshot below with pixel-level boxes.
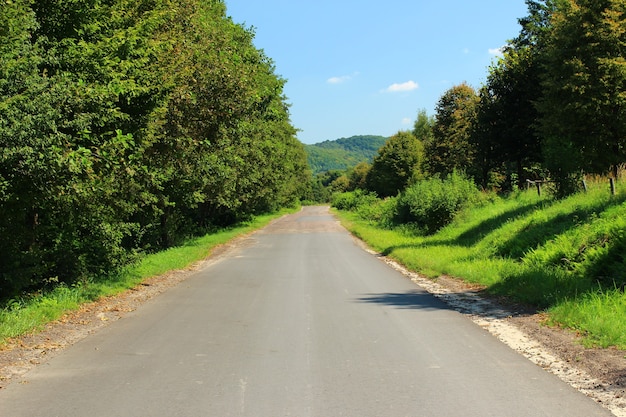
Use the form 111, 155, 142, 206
610, 178, 616, 196
536, 182, 541, 196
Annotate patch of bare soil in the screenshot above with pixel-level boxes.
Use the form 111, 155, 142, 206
1, 206, 624, 416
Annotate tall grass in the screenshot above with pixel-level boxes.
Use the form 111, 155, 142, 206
550, 289, 626, 348
335, 181, 626, 349
0, 209, 296, 345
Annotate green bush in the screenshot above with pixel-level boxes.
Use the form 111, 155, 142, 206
331, 190, 379, 211
355, 196, 397, 228
396, 172, 480, 234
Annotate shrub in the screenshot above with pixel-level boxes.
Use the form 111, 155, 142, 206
356, 196, 397, 228
396, 172, 480, 234
331, 190, 379, 211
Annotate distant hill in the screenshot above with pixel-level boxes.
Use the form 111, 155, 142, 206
305, 135, 388, 175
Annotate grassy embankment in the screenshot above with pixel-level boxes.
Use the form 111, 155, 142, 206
334, 182, 626, 349
0, 208, 296, 346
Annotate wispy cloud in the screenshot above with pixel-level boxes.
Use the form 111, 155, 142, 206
327, 75, 350, 84
401, 117, 412, 125
327, 72, 359, 84
489, 46, 505, 56
383, 80, 419, 93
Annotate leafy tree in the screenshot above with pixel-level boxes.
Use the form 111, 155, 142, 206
473, 46, 543, 190
330, 175, 350, 193
470, 0, 558, 191
348, 162, 371, 191
366, 131, 424, 197
412, 109, 435, 144
427, 83, 479, 176
0, 1, 56, 292
513, 0, 560, 49
0, 0, 309, 295
538, 0, 626, 194
0, 0, 182, 292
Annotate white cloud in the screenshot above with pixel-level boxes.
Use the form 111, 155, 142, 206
327, 75, 351, 84
401, 117, 412, 125
489, 46, 505, 56
383, 80, 419, 93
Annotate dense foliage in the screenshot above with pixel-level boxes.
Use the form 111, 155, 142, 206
0, 0, 309, 297
539, 0, 626, 194
332, 171, 482, 234
473, 0, 626, 194
366, 131, 424, 198
395, 172, 481, 234
427, 83, 479, 177
335, 184, 626, 348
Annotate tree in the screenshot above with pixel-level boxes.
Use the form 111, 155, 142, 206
412, 109, 435, 144
538, 0, 626, 194
513, 0, 560, 49
0, 0, 58, 292
473, 46, 543, 190
348, 162, 371, 191
427, 83, 479, 176
0, 0, 180, 291
366, 131, 424, 197
0, 0, 309, 295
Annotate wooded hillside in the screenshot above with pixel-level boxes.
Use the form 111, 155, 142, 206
0, 0, 310, 297
305, 135, 387, 175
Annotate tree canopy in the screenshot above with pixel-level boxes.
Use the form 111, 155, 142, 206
305, 135, 387, 175
473, 45, 543, 190
538, 0, 626, 192
427, 83, 479, 177
0, 0, 309, 296
414, 0, 626, 195
366, 131, 424, 198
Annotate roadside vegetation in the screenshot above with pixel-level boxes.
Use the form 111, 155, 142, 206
0, 209, 294, 346
332, 179, 626, 349
0, 0, 309, 302
313, 1, 626, 350
1, 0, 309, 344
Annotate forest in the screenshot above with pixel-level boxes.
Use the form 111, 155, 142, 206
305, 135, 387, 176
0, 0, 310, 297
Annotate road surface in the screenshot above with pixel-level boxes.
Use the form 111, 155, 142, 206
0, 206, 612, 416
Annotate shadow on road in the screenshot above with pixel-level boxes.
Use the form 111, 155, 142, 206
356, 290, 452, 311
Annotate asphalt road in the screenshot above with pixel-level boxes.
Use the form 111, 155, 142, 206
0, 206, 613, 416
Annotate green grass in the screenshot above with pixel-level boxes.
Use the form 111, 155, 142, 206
0, 208, 296, 346
335, 183, 626, 349
549, 289, 626, 348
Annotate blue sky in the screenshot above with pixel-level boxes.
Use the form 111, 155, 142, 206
225, 1, 530, 144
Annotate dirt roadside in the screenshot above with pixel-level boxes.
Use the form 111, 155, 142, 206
0, 207, 624, 415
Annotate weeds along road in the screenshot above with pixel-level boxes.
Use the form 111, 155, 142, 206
0, 206, 613, 417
